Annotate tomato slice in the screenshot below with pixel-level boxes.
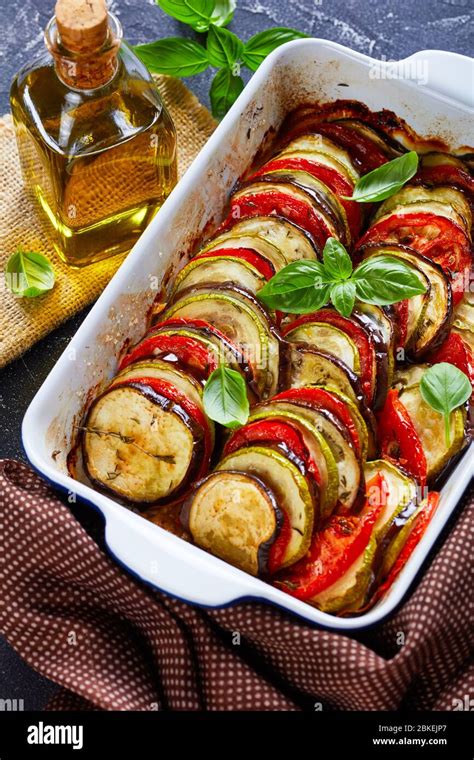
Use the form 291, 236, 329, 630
193, 247, 275, 281
376, 492, 440, 600
275, 480, 381, 600
113, 376, 212, 481
251, 156, 362, 240
377, 388, 427, 488
283, 309, 376, 404
357, 212, 472, 305
272, 386, 361, 456
223, 417, 322, 484
427, 332, 474, 391
119, 333, 217, 377
392, 299, 409, 349
228, 189, 333, 251
268, 511, 293, 576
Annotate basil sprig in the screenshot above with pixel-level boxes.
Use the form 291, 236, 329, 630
343, 151, 419, 203
258, 238, 427, 318
135, 2, 306, 118
420, 362, 471, 446
203, 364, 249, 428
5, 248, 55, 298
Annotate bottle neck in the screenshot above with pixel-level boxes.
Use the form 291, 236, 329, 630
44, 12, 122, 91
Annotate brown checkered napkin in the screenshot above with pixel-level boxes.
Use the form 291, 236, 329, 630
0, 459, 472, 711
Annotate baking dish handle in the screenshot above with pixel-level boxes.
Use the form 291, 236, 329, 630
102, 502, 258, 607
398, 50, 474, 109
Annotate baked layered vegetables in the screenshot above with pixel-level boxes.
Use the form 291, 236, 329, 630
77, 100, 473, 616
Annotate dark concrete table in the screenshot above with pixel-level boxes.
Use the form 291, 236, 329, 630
0, 0, 472, 710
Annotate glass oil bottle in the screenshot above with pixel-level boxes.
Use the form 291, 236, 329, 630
10, 0, 177, 267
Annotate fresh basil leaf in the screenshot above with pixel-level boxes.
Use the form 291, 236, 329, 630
157, 0, 215, 32
330, 281, 356, 317
343, 151, 419, 203
5, 249, 55, 298
134, 38, 209, 76
257, 260, 331, 314
352, 255, 427, 305
203, 365, 249, 428
323, 237, 353, 280
207, 24, 243, 68
242, 27, 308, 71
210, 0, 236, 27
209, 67, 244, 118
419, 362, 471, 446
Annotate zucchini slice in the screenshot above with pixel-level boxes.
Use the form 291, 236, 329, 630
267, 400, 362, 511
453, 292, 474, 352
215, 215, 318, 262
398, 384, 466, 478
364, 459, 418, 539
217, 445, 315, 568
82, 384, 205, 504
182, 471, 282, 576
258, 169, 351, 245
268, 148, 357, 188
113, 359, 204, 411
200, 233, 287, 272
151, 321, 255, 388
361, 245, 453, 358
285, 321, 361, 374
374, 185, 472, 235
172, 255, 267, 296
248, 405, 339, 518
164, 286, 280, 398
278, 135, 359, 183
308, 535, 377, 614
313, 385, 373, 462
286, 344, 363, 406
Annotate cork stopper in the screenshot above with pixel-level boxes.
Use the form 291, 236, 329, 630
46, 1, 121, 89
55, 0, 108, 53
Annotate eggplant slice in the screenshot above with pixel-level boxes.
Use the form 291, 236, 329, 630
182, 470, 282, 576
217, 445, 315, 568
83, 383, 206, 505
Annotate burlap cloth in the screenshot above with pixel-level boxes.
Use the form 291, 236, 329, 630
0, 458, 472, 711
0, 76, 216, 369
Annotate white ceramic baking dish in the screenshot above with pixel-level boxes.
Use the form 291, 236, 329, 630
22, 39, 474, 630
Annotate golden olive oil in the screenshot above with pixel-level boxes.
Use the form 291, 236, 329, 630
10, 6, 177, 267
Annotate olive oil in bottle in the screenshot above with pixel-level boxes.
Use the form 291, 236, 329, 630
10, 0, 177, 267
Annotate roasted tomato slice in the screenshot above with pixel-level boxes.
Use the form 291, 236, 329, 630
119, 333, 218, 377
283, 309, 376, 404
392, 299, 409, 349
193, 247, 275, 281
250, 156, 362, 240
377, 388, 427, 488
357, 212, 472, 305
427, 332, 474, 391
375, 492, 440, 600
227, 189, 333, 251
274, 478, 382, 601
272, 386, 361, 457
268, 511, 293, 576
223, 417, 322, 484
